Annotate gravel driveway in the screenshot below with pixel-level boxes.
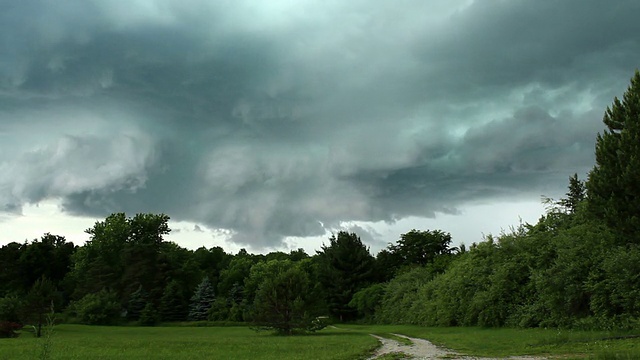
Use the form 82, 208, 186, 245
368, 333, 546, 360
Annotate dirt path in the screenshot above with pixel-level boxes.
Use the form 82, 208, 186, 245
368, 333, 546, 360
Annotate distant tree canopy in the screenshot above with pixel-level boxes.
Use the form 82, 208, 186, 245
390, 229, 453, 266
69, 213, 171, 303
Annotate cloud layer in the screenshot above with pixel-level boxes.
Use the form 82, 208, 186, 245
1, 0, 639, 248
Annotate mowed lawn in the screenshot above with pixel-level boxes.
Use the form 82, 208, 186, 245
0, 325, 379, 360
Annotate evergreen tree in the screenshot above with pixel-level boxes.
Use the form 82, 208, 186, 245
587, 70, 640, 240
188, 277, 215, 321
159, 280, 188, 322
126, 285, 148, 321
316, 231, 375, 321
139, 302, 159, 326
559, 174, 586, 213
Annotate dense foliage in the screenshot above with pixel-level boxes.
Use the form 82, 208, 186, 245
1, 71, 640, 334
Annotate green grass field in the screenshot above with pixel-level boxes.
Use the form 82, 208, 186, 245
0, 325, 379, 360
2, 324, 640, 359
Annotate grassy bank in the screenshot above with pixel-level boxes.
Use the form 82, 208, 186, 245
0, 325, 379, 360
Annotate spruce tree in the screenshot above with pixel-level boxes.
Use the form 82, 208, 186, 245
316, 231, 375, 321
126, 285, 148, 321
159, 280, 188, 322
587, 70, 640, 240
559, 173, 586, 213
188, 277, 216, 321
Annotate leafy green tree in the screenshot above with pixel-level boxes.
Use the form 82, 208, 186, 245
389, 229, 453, 267
376, 266, 442, 325
316, 231, 375, 321
249, 260, 325, 335
73, 289, 121, 325
188, 277, 216, 321
288, 248, 309, 262
68, 213, 170, 304
68, 213, 130, 298
587, 245, 640, 327
0, 295, 21, 323
0, 242, 24, 296
216, 256, 254, 302
19, 234, 75, 294
587, 70, 640, 240
349, 284, 386, 321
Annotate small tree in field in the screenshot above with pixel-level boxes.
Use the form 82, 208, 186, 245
20, 277, 59, 337
188, 277, 215, 321
250, 260, 325, 335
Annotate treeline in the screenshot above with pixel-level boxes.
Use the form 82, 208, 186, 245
0, 212, 451, 335
1, 71, 640, 335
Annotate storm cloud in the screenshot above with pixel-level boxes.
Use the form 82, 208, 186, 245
1, 0, 639, 249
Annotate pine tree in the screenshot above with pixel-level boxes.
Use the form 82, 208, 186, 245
139, 302, 159, 326
316, 232, 375, 321
559, 173, 586, 213
126, 285, 148, 321
587, 70, 640, 240
159, 280, 188, 322
188, 277, 216, 321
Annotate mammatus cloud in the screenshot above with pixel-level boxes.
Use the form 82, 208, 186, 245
1, 0, 639, 249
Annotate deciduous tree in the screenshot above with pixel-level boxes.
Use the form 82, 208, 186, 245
249, 260, 324, 334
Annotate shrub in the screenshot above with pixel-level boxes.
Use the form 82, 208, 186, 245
0, 295, 21, 323
0, 321, 22, 338
72, 289, 121, 325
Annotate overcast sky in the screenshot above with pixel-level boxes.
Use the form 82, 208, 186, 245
1, 0, 639, 253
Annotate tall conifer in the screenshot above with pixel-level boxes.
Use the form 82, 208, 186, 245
587, 70, 640, 240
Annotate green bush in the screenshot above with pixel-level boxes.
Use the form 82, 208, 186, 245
72, 289, 121, 325
0, 295, 21, 323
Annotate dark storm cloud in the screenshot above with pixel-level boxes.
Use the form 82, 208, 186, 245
1, 0, 639, 249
